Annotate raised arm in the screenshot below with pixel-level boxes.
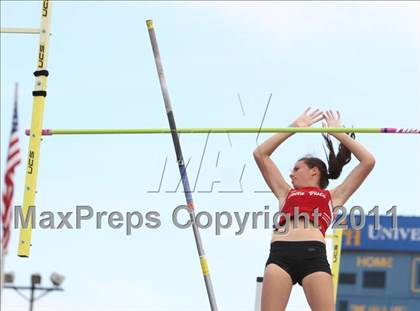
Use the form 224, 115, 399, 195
253, 108, 323, 199
324, 111, 376, 206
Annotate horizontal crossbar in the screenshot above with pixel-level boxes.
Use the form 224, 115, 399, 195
25, 127, 420, 135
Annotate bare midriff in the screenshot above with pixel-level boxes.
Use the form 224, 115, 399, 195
271, 217, 326, 243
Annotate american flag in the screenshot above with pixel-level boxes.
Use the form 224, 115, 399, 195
1, 83, 21, 255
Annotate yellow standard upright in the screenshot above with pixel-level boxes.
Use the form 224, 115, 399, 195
18, 0, 52, 257
331, 228, 343, 303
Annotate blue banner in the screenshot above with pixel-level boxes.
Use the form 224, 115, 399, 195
341, 216, 420, 252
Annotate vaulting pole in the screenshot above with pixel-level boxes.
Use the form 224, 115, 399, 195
146, 19, 218, 311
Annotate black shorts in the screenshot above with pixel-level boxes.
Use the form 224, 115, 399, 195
265, 240, 331, 286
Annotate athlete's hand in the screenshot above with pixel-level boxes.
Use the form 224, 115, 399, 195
291, 107, 324, 128
322, 110, 342, 128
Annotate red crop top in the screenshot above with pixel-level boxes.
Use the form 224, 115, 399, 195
277, 186, 333, 237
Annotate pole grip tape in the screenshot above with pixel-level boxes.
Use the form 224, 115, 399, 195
146, 20, 154, 29
200, 256, 209, 276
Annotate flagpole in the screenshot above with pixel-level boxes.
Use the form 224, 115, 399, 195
0, 243, 4, 311
0, 250, 4, 311
1, 82, 20, 309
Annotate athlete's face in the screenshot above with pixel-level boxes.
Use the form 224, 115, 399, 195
290, 160, 318, 189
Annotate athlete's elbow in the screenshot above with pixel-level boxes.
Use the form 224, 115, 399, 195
363, 155, 376, 171
253, 148, 263, 160
253, 146, 273, 164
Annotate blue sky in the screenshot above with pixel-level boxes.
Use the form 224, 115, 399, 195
1, 1, 419, 311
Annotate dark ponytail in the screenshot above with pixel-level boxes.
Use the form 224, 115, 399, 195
322, 132, 356, 180
299, 132, 355, 189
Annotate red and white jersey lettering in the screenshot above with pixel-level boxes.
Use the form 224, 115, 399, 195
278, 186, 333, 236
